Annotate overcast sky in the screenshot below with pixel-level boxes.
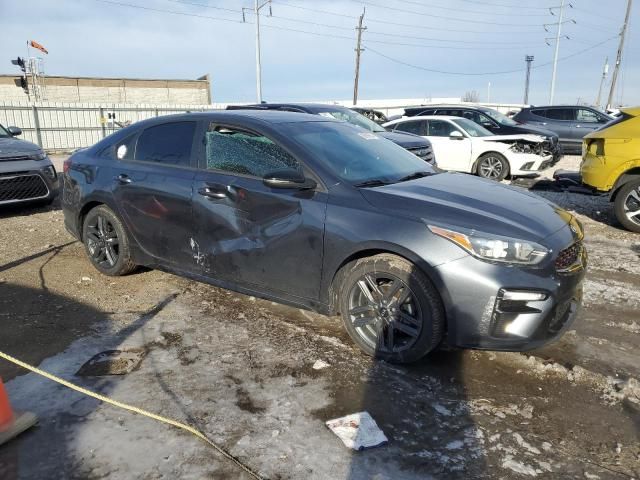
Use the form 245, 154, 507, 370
1, 0, 637, 106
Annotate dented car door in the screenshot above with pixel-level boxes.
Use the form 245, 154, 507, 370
191, 123, 327, 301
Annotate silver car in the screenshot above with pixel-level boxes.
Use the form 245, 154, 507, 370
0, 123, 59, 206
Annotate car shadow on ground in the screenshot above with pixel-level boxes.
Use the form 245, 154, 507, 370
339, 264, 487, 479
0, 282, 179, 479
0, 199, 60, 220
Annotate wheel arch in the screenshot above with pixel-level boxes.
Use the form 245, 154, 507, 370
472, 150, 510, 175
610, 167, 640, 202
325, 242, 453, 326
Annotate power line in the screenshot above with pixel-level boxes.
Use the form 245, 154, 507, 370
272, 0, 542, 33
389, 0, 552, 17
364, 35, 618, 76
165, 0, 545, 45
349, 0, 547, 26
92, 0, 243, 22
457, 0, 556, 9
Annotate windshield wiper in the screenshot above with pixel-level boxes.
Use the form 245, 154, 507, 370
354, 178, 392, 188
396, 171, 433, 183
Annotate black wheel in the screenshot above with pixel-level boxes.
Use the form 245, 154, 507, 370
338, 254, 444, 363
476, 153, 509, 181
614, 179, 640, 233
82, 205, 137, 276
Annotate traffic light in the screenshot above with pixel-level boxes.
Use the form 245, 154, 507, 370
11, 57, 26, 72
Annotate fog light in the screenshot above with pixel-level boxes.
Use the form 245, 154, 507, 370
501, 290, 547, 301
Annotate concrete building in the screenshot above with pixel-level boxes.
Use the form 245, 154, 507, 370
0, 74, 212, 104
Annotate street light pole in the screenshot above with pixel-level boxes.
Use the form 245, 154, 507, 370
255, 0, 262, 103
549, 0, 565, 105
244, 1, 272, 103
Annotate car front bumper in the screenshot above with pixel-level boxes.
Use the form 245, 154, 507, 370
433, 225, 586, 351
0, 158, 59, 205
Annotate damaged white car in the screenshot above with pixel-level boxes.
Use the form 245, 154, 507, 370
383, 116, 558, 181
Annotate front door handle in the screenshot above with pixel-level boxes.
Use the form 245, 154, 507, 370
116, 174, 132, 184
198, 186, 227, 199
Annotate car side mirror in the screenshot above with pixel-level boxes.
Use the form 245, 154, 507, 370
263, 169, 317, 190
449, 131, 464, 140
7, 126, 22, 136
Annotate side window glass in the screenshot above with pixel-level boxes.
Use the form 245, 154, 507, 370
545, 109, 575, 121
477, 113, 495, 128
576, 109, 599, 123
135, 122, 196, 167
428, 120, 459, 137
204, 125, 300, 177
394, 121, 424, 135
531, 109, 547, 118
112, 134, 137, 161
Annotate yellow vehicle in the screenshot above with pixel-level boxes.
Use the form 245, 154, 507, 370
581, 106, 640, 232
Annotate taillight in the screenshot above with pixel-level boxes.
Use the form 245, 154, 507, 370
63, 158, 72, 174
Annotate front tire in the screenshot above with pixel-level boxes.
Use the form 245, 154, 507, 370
614, 179, 640, 233
476, 153, 509, 181
338, 254, 444, 363
82, 205, 137, 276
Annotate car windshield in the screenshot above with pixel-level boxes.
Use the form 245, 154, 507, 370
287, 121, 434, 185
315, 108, 387, 133
451, 118, 493, 137
482, 109, 518, 126
0, 124, 11, 138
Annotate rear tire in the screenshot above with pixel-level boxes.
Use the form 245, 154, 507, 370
82, 205, 137, 276
338, 254, 444, 363
476, 152, 509, 181
614, 179, 640, 233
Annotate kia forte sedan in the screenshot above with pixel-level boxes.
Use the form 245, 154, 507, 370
62, 111, 586, 363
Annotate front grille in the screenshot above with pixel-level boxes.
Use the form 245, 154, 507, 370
555, 241, 583, 272
408, 146, 435, 165
0, 174, 49, 203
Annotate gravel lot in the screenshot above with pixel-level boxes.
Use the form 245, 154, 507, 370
0, 156, 638, 479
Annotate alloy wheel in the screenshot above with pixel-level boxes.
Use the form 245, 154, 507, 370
347, 273, 423, 353
479, 156, 504, 179
623, 186, 640, 226
86, 214, 120, 268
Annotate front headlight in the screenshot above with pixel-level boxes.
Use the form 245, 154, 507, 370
28, 151, 47, 161
428, 225, 549, 265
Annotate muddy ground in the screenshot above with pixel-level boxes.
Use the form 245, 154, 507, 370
0, 156, 638, 479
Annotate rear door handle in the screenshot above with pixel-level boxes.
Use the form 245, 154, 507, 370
116, 174, 132, 184
198, 186, 228, 199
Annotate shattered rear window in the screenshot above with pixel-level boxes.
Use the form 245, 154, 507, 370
205, 130, 300, 177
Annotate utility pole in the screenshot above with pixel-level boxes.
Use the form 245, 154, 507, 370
548, 0, 566, 105
595, 57, 609, 108
353, 9, 366, 105
243, 1, 272, 103
524, 55, 534, 105
607, 0, 633, 108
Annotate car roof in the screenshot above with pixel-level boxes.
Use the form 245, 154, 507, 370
138, 109, 334, 126
395, 115, 459, 121
228, 103, 351, 114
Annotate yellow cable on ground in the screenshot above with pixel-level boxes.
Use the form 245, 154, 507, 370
0, 350, 266, 480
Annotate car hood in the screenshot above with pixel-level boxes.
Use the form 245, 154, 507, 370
0, 137, 42, 160
483, 134, 546, 143
510, 123, 557, 138
377, 130, 431, 148
360, 173, 571, 242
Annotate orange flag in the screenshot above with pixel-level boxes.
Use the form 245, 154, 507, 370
29, 40, 48, 55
